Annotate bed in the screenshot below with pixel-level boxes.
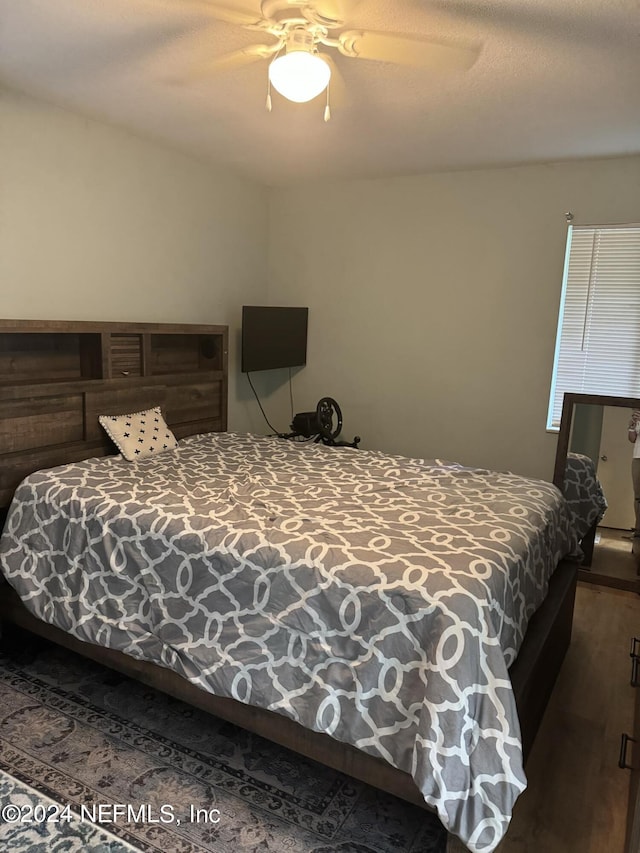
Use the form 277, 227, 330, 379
562, 452, 608, 565
0, 319, 580, 853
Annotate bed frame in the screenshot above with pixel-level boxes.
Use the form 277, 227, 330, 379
0, 319, 578, 810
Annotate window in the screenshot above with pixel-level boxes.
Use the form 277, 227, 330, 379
547, 223, 640, 430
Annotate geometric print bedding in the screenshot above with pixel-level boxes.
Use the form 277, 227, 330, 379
562, 451, 608, 542
0, 432, 579, 853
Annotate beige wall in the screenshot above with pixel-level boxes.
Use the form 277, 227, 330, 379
0, 87, 269, 431
3, 85, 639, 477
267, 157, 640, 480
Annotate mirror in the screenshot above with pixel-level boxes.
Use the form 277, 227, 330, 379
553, 392, 640, 593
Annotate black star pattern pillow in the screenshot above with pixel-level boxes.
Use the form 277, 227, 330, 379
98, 406, 178, 462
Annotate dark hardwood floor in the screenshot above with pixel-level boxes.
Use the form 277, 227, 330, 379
590, 527, 640, 586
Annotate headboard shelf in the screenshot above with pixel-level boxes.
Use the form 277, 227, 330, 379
0, 320, 229, 509
0, 331, 103, 384
148, 333, 224, 376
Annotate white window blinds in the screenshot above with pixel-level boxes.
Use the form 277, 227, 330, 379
547, 224, 640, 430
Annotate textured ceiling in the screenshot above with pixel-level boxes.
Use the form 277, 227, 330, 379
0, 0, 638, 185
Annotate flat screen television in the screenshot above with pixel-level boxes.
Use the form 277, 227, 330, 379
241, 305, 308, 373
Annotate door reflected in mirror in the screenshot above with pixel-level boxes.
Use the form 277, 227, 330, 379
553, 393, 640, 593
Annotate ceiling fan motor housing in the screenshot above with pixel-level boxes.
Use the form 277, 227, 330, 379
260, 0, 343, 29
286, 26, 317, 54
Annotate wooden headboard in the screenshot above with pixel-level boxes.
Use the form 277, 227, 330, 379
0, 319, 229, 510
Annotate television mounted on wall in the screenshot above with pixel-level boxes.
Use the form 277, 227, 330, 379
241, 305, 308, 373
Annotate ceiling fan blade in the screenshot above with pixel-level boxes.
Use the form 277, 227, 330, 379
187, 43, 278, 79
308, 0, 363, 25
424, 0, 628, 50
180, 0, 263, 27
337, 29, 480, 71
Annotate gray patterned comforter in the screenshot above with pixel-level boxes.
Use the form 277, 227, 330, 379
0, 432, 579, 853
563, 452, 608, 541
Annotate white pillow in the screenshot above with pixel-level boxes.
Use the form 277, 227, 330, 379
98, 406, 178, 462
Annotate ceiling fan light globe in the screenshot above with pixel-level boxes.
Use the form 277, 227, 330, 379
268, 51, 331, 103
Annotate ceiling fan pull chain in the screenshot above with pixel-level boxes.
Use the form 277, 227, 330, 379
266, 76, 273, 113
324, 83, 331, 122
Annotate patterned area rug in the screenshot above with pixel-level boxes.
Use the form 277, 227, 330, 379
0, 768, 139, 852
0, 629, 448, 853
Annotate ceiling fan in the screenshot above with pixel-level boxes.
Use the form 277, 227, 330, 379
183, 0, 481, 119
